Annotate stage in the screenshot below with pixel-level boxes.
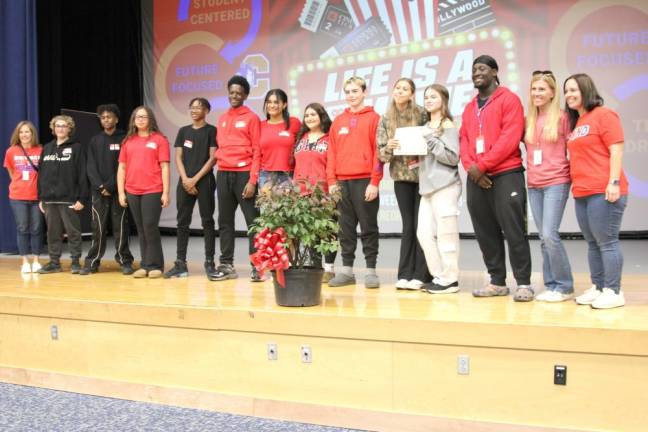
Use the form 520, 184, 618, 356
0, 244, 647, 431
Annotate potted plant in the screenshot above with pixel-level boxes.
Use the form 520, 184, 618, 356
250, 181, 339, 306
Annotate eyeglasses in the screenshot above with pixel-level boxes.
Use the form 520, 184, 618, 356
54, 124, 69, 129
189, 106, 204, 111
533, 70, 554, 78
135, 115, 149, 120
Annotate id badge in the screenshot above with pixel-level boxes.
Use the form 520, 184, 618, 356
22, 170, 29, 181
533, 149, 542, 165
476, 136, 485, 154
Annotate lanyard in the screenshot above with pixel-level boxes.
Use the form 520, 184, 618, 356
476, 97, 491, 136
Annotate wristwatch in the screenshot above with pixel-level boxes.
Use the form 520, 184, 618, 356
609, 179, 620, 186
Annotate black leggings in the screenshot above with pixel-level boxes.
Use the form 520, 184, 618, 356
127, 192, 163, 271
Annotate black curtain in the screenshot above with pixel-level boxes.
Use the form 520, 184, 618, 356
36, 0, 143, 142
0, 0, 40, 253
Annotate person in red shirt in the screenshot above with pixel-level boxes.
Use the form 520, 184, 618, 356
117, 106, 170, 278
459, 55, 532, 301
3, 121, 43, 273
209, 75, 262, 282
293, 102, 336, 281
524, 71, 574, 302
259, 88, 300, 187
326, 76, 383, 288
564, 73, 628, 309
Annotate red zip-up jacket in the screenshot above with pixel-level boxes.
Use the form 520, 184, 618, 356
327, 106, 383, 187
215, 105, 261, 184
459, 86, 524, 176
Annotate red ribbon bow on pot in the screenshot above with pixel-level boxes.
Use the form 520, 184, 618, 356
250, 227, 290, 287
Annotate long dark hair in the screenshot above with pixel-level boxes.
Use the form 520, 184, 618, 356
263, 88, 290, 130
125, 106, 161, 141
296, 103, 332, 142
563, 73, 604, 130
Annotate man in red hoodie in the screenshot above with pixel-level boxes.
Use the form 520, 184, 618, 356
327, 76, 383, 288
209, 75, 262, 282
459, 55, 533, 301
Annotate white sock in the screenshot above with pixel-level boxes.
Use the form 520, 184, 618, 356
324, 263, 334, 272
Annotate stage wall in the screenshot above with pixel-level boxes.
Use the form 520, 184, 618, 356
142, 0, 648, 234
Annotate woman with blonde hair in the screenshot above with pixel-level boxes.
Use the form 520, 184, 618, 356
524, 70, 574, 302
3, 121, 43, 272
377, 77, 432, 290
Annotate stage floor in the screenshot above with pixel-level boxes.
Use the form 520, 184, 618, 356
1, 240, 648, 432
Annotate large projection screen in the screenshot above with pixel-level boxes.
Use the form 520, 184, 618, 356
143, 0, 648, 234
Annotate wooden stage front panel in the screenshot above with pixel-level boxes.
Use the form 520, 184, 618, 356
0, 258, 647, 432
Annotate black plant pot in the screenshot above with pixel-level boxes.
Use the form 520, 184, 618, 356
272, 267, 323, 307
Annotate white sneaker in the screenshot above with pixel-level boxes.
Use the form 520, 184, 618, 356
405, 279, 424, 290
535, 290, 551, 301
395, 279, 410, 289
543, 291, 574, 303
575, 285, 602, 305
21, 263, 31, 273
31, 262, 42, 273
591, 288, 625, 309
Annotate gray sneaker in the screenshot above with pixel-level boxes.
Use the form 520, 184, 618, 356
208, 263, 238, 281
364, 274, 380, 289
327, 273, 356, 287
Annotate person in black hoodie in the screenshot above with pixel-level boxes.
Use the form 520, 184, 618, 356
37, 115, 89, 274
80, 104, 135, 275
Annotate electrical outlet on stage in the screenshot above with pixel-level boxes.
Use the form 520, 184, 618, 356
267, 343, 278, 361
301, 345, 312, 363
554, 365, 567, 385
457, 355, 470, 375
50, 324, 58, 340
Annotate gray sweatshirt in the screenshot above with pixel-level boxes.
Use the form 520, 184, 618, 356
419, 123, 461, 195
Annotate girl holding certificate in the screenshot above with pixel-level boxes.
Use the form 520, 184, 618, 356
377, 78, 431, 290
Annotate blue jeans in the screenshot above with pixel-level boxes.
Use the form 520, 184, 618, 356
259, 170, 292, 187
574, 194, 627, 293
528, 183, 573, 294
9, 199, 43, 256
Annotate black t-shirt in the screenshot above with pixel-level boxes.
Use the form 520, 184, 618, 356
174, 124, 217, 177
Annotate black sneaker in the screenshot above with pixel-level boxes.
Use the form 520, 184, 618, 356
71, 259, 82, 274
79, 266, 98, 276
250, 267, 266, 282
204, 260, 216, 277
121, 263, 135, 275
208, 263, 237, 281
38, 261, 62, 274
164, 260, 189, 279
423, 281, 459, 294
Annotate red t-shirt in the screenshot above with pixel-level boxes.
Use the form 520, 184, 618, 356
524, 111, 571, 188
294, 132, 329, 193
118, 133, 170, 195
567, 106, 627, 198
3, 145, 42, 200
259, 117, 301, 171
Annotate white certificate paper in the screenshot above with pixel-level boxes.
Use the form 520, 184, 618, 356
393, 126, 427, 156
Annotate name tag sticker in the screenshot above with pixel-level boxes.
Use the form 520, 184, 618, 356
407, 159, 420, 170
279, 131, 290, 137
235, 121, 246, 128
110, 144, 120, 151
339, 127, 349, 135
476, 136, 485, 154
22, 170, 30, 181
237, 161, 248, 167
533, 149, 542, 165
184, 140, 193, 148
146, 142, 157, 149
